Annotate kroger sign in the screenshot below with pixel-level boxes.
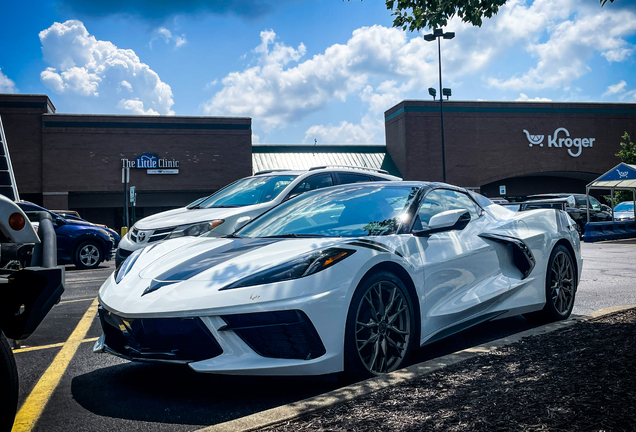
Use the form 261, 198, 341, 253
523, 128, 596, 158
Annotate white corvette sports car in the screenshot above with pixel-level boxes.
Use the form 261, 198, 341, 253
95, 182, 582, 378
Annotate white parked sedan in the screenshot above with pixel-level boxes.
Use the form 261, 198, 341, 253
115, 167, 400, 266
96, 182, 582, 378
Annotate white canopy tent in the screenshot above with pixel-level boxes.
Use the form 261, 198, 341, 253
586, 162, 636, 222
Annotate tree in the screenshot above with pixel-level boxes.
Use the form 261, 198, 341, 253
375, 0, 616, 31
608, 131, 636, 205
616, 131, 636, 164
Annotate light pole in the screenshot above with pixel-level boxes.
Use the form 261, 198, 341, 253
424, 28, 454, 183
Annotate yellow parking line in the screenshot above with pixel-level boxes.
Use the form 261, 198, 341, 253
66, 279, 108, 284
12, 337, 99, 354
11, 298, 99, 432
59, 298, 95, 305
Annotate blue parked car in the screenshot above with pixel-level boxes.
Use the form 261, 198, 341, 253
18, 202, 116, 269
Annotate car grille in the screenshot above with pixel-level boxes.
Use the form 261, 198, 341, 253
148, 227, 174, 243
99, 307, 222, 362
221, 310, 326, 360
130, 227, 175, 243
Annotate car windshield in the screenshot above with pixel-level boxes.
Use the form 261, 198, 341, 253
615, 202, 634, 212
196, 175, 297, 208
237, 184, 421, 238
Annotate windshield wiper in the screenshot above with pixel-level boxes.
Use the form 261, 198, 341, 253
223, 234, 242, 238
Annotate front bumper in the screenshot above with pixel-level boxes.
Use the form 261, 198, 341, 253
95, 278, 353, 375
95, 307, 326, 366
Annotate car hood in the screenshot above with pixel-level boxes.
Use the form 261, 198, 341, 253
99, 235, 364, 315
134, 203, 273, 230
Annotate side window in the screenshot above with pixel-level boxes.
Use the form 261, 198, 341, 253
446, 190, 481, 219
414, 189, 480, 229
589, 197, 601, 211
337, 173, 372, 185
288, 174, 334, 199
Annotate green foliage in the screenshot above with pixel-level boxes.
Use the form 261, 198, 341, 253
346, 0, 617, 32
616, 131, 636, 165
385, 0, 507, 31
609, 131, 636, 205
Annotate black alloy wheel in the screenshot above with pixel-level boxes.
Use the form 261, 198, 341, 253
525, 244, 576, 323
345, 271, 415, 379
0, 332, 18, 432
74, 241, 103, 270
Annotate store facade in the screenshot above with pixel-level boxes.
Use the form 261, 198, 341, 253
384, 100, 636, 198
0, 94, 252, 228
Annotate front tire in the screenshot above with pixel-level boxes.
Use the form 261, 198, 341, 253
74, 241, 103, 270
0, 332, 18, 432
525, 244, 576, 323
344, 271, 415, 380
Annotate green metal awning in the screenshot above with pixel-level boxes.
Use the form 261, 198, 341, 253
252, 145, 402, 177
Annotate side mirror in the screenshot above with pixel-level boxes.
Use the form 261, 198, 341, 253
233, 216, 251, 232
55, 217, 66, 226
601, 204, 611, 212
413, 209, 471, 237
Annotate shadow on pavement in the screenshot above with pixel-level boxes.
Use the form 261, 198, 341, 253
71, 316, 540, 426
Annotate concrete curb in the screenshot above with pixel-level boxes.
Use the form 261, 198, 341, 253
195, 304, 636, 432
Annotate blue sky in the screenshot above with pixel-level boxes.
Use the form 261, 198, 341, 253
1, 0, 635, 144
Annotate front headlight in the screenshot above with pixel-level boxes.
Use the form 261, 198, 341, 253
115, 248, 143, 284
166, 220, 224, 239
221, 247, 356, 290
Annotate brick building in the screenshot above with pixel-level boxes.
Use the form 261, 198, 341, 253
385, 100, 636, 197
0, 94, 251, 228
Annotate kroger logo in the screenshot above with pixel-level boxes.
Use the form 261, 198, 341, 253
523, 128, 595, 158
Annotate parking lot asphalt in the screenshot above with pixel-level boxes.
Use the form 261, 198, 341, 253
9, 239, 636, 432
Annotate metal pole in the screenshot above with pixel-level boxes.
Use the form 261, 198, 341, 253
611, 188, 615, 221
586, 186, 590, 225
123, 167, 129, 229
438, 37, 446, 183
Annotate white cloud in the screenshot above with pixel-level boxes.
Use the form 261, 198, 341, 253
0, 68, 18, 93
304, 115, 384, 145
116, 99, 160, 115
602, 80, 627, 98
39, 20, 174, 115
516, 93, 552, 101
487, 1, 636, 90
151, 27, 187, 49
622, 90, 636, 101
202, 26, 439, 134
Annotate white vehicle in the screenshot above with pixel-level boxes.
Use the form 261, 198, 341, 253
613, 201, 635, 221
116, 167, 401, 265
97, 182, 582, 378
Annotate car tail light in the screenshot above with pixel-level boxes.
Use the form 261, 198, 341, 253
9, 213, 26, 231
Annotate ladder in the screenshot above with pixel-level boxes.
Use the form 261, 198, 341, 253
0, 115, 20, 202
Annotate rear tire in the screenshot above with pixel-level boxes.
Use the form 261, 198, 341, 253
344, 271, 415, 380
0, 332, 18, 432
525, 244, 576, 323
74, 241, 103, 270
